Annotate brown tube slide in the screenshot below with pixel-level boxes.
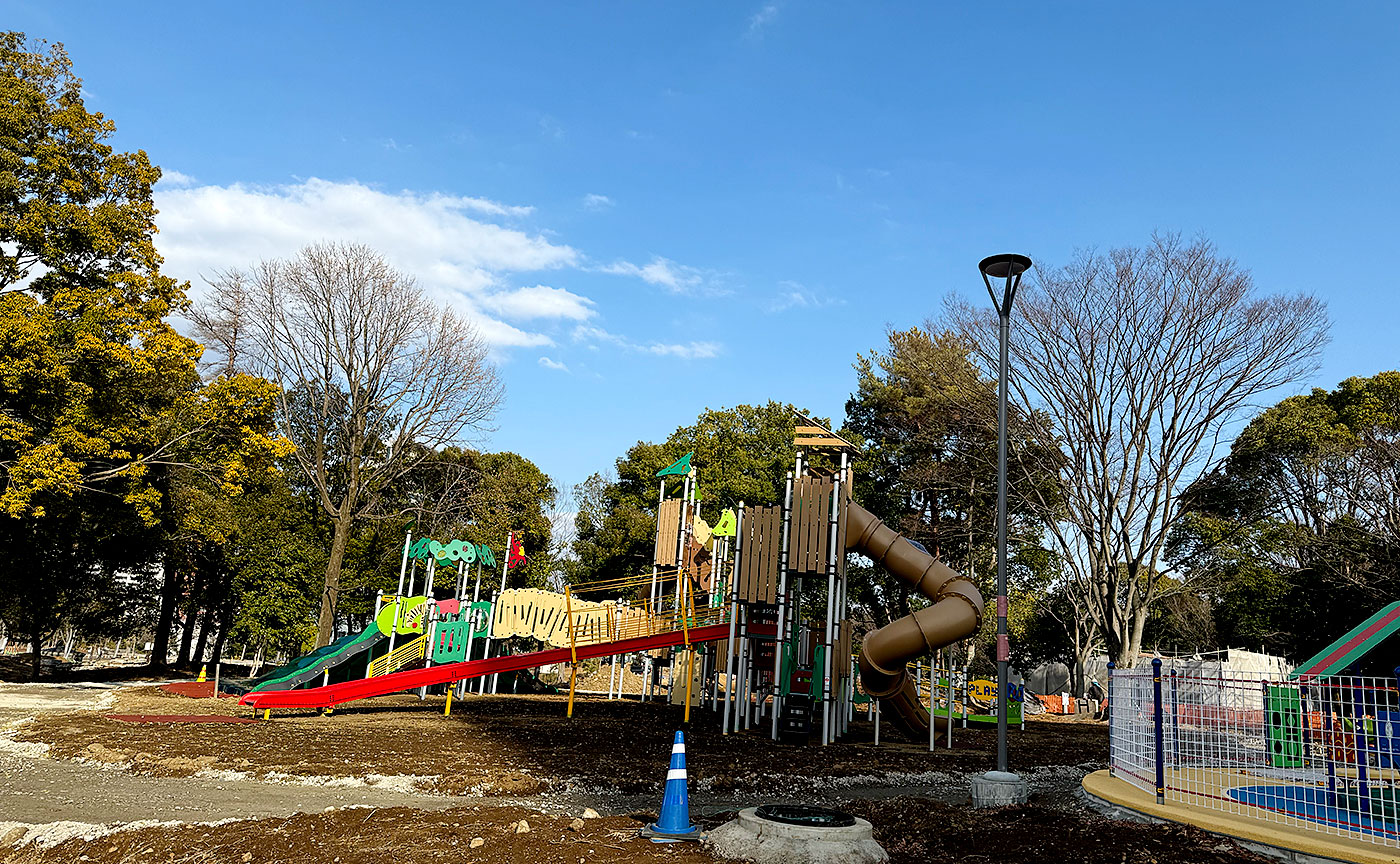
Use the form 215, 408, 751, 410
847, 499, 984, 740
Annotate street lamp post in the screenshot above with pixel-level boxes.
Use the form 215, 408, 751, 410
979, 253, 1031, 780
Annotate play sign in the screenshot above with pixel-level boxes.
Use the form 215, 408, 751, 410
967, 679, 1026, 703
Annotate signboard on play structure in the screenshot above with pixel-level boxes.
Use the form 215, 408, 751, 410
968, 679, 1026, 704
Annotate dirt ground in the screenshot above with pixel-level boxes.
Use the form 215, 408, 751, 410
3, 804, 716, 864
1, 683, 1281, 864
3, 797, 1274, 864
845, 797, 1274, 864
16, 686, 1106, 796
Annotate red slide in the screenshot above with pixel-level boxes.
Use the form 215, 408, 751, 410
239, 623, 731, 711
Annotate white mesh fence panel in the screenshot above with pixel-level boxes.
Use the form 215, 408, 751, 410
1109, 665, 1158, 798
1111, 663, 1400, 849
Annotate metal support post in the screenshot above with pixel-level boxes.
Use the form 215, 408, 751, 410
386, 532, 411, 662
981, 253, 1029, 775
723, 504, 745, 734
822, 475, 839, 745
1106, 661, 1115, 776
480, 530, 512, 696
1152, 657, 1165, 804
772, 472, 794, 740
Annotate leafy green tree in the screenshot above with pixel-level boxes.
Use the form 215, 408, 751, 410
1171, 373, 1400, 664
326, 447, 558, 628
0, 35, 292, 675
844, 325, 1062, 630
222, 477, 324, 660
0, 35, 280, 676
570, 401, 823, 585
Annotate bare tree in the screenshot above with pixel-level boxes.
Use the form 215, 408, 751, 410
241, 242, 503, 646
951, 233, 1328, 667
188, 270, 253, 378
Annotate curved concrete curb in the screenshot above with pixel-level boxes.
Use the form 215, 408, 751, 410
1081, 771, 1394, 864
704, 807, 888, 863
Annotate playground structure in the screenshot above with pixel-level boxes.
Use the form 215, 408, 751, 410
239, 522, 733, 716
239, 416, 991, 754
1094, 602, 1400, 859
699, 417, 986, 746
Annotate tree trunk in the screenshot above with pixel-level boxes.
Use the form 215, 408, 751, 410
209, 591, 236, 667
150, 562, 182, 669
192, 602, 213, 665
317, 514, 353, 647
30, 630, 42, 680
192, 569, 224, 665
177, 565, 207, 668
1128, 606, 1149, 666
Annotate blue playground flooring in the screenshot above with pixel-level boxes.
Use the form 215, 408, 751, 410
1228, 784, 1400, 840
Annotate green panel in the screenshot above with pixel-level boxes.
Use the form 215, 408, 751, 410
432, 620, 472, 664
1266, 685, 1304, 768
374, 595, 428, 636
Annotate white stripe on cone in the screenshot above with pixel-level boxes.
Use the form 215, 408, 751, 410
666, 769, 687, 781
672, 744, 685, 754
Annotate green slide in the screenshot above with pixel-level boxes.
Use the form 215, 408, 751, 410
247, 625, 385, 692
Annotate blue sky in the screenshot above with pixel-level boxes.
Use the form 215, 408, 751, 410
6, 2, 1399, 507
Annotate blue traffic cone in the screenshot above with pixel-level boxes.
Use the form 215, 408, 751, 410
640, 730, 702, 842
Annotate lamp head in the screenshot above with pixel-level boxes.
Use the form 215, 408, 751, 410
978, 253, 1033, 280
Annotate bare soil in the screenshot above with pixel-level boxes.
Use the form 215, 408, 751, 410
17, 686, 1106, 796
2, 683, 1278, 864
4, 797, 1274, 864
846, 796, 1274, 864
3, 804, 715, 864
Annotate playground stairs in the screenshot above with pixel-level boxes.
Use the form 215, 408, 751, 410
368, 635, 427, 678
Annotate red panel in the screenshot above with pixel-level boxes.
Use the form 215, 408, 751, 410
240, 623, 731, 710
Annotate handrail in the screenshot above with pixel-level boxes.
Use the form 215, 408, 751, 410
368, 634, 426, 678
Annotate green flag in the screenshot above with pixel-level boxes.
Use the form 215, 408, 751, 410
656, 451, 694, 478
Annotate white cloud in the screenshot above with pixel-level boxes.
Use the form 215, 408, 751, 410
597, 255, 726, 296
539, 115, 565, 140
644, 341, 721, 359
766, 281, 846, 313
157, 169, 197, 188
484, 284, 595, 321
582, 193, 614, 211
572, 325, 721, 360
538, 356, 570, 372
473, 319, 554, 349
154, 177, 578, 348
746, 2, 781, 37
153, 175, 722, 360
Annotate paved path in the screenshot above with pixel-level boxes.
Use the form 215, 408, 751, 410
0, 682, 463, 827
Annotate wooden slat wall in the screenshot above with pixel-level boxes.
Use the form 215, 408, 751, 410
786, 477, 834, 574
834, 619, 852, 683
654, 498, 683, 566
738, 505, 782, 603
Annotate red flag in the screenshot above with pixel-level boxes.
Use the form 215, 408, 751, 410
507, 537, 528, 570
